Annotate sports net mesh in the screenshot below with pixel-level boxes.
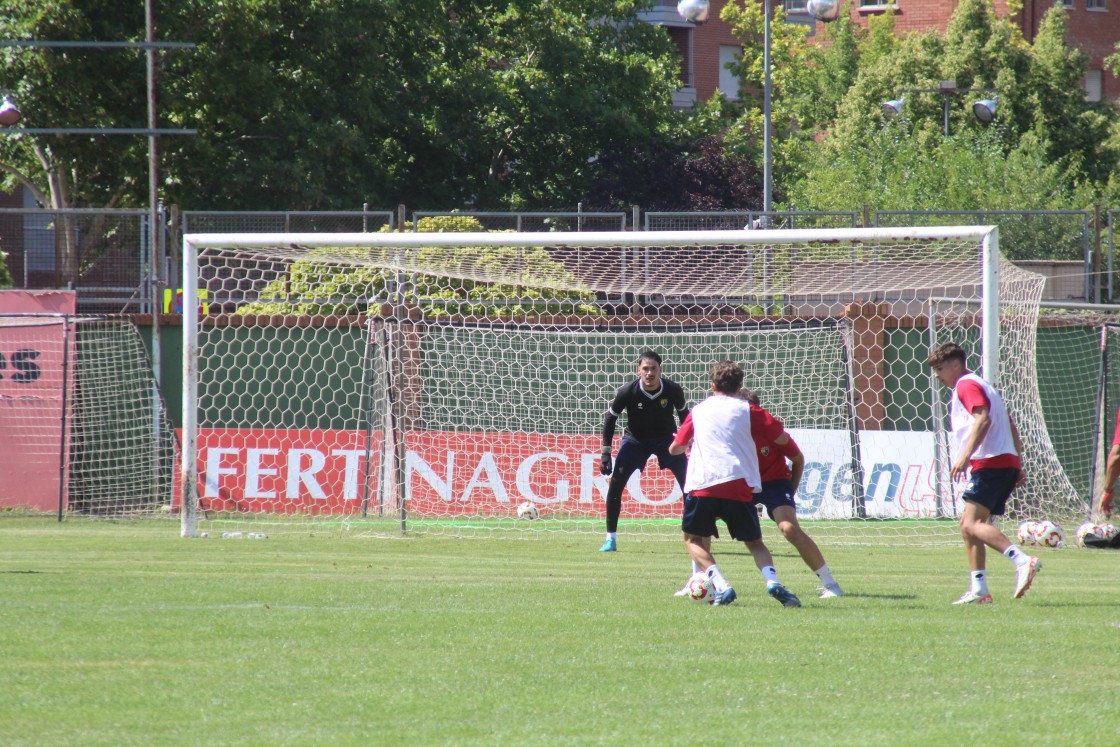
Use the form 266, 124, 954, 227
182, 229, 1083, 544
0, 315, 179, 517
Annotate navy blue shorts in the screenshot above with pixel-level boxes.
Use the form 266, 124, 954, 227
756, 479, 796, 517
961, 467, 1020, 516
615, 434, 687, 479
681, 494, 761, 542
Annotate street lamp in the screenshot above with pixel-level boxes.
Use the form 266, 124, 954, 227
972, 97, 998, 125
679, 0, 838, 224
881, 81, 998, 135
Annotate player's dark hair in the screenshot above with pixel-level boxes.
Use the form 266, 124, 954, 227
927, 342, 967, 368
638, 350, 662, 367
740, 389, 761, 406
709, 360, 744, 394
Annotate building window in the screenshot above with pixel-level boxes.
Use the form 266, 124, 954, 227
1085, 0, 1105, 8
859, 0, 897, 6
1083, 70, 1103, 102
785, 0, 808, 10
1057, 0, 1073, 8
719, 46, 742, 101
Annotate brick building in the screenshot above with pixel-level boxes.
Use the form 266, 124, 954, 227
642, 0, 1118, 105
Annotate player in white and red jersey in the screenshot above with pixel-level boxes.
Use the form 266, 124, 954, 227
668, 361, 801, 608
673, 390, 843, 599
928, 342, 1041, 604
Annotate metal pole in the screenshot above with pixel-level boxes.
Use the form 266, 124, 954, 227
56, 315, 72, 522
763, 0, 773, 223
942, 93, 950, 137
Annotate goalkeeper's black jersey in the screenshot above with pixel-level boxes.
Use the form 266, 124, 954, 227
607, 378, 688, 440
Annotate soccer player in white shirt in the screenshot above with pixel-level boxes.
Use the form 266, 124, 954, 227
668, 361, 800, 607
928, 342, 1041, 604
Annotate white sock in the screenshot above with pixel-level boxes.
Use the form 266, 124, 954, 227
813, 563, 837, 587
761, 565, 780, 586
606, 532, 616, 540
705, 564, 730, 592
1003, 545, 1030, 567
971, 570, 988, 596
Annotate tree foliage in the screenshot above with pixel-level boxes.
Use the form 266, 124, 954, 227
783, 0, 1120, 213
0, 0, 683, 212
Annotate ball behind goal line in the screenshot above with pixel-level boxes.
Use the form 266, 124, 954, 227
516, 501, 539, 520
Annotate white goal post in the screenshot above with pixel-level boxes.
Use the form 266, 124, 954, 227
179, 225, 1084, 543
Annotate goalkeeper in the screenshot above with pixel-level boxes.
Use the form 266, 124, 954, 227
598, 350, 689, 552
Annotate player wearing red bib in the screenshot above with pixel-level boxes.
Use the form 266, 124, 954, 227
928, 342, 1041, 604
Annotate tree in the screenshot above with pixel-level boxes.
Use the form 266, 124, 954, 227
785, 0, 1120, 213
1, 1, 684, 214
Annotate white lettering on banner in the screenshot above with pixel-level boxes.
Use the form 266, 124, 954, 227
287, 449, 327, 499
246, 448, 280, 498
580, 453, 607, 504
191, 428, 946, 517
626, 462, 682, 506
205, 447, 241, 498
515, 452, 569, 504
331, 449, 365, 500
462, 452, 510, 503
408, 450, 455, 502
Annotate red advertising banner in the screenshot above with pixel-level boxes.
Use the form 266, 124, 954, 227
181, 428, 683, 517
0, 291, 76, 511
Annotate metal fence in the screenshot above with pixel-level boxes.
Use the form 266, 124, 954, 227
0, 208, 155, 313
1, 206, 1116, 311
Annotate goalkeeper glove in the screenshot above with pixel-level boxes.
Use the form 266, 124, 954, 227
600, 448, 613, 476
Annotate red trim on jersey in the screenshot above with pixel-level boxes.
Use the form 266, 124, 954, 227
955, 378, 990, 412
691, 479, 754, 501
672, 413, 694, 447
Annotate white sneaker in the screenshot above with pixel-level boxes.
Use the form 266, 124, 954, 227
673, 583, 691, 597
818, 583, 844, 598
952, 590, 993, 605
1013, 556, 1042, 599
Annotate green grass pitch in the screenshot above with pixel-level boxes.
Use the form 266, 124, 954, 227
1, 518, 1117, 746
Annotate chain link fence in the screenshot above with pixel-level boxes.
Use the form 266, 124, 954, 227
1, 206, 1117, 310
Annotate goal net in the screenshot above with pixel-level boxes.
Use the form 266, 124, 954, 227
179, 226, 1084, 544
0, 314, 179, 516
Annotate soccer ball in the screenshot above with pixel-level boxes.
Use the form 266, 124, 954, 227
677, 0, 709, 23
1075, 522, 1101, 547
1017, 521, 1039, 546
1098, 523, 1119, 541
806, 0, 842, 22
685, 572, 716, 604
1032, 520, 1064, 548
516, 501, 539, 520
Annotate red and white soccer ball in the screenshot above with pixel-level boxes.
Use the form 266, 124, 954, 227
677, 0, 709, 23
1075, 522, 1101, 548
1098, 523, 1119, 541
685, 572, 716, 604
516, 501, 539, 520
1031, 520, 1064, 548
1017, 521, 1040, 547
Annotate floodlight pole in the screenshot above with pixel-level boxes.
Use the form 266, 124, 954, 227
887, 82, 998, 136
762, 0, 772, 223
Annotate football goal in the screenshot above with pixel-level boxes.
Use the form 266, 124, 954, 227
178, 226, 1085, 543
